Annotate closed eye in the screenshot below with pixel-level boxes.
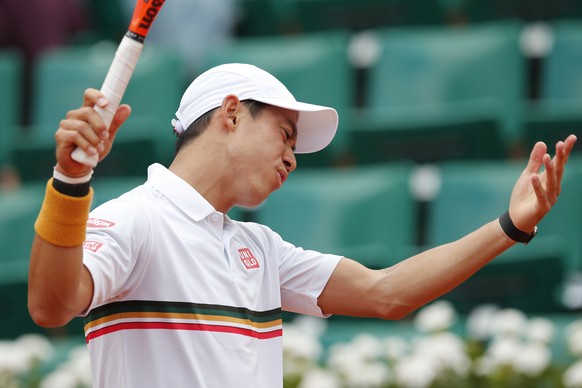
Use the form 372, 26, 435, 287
281, 127, 291, 142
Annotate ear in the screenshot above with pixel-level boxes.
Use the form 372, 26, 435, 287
219, 94, 241, 131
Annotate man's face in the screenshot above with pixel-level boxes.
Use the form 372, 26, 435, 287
227, 104, 298, 208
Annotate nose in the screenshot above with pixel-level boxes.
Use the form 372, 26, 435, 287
283, 149, 297, 173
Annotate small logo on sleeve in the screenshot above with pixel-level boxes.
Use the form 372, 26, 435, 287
238, 248, 260, 269
87, 218, 116, 228
83, 240, 104, 252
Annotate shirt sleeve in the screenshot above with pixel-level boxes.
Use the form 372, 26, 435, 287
272, 231, 342, 318
81, 198, 152, 315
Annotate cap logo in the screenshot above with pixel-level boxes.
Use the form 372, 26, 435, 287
238, 248, 260, 269
87, 218, 116, 228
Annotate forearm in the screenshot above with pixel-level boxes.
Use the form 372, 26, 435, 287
28, 178, 94, 327
377, 219, 515, 318
28, 236, 90, 326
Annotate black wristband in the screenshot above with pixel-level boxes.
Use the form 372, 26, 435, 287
52, 178, 91, 197
499, 210, 537, 244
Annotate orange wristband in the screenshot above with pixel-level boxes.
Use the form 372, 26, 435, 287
34, 178, 93, 247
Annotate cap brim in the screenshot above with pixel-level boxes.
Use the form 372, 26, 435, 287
253, 97, 339, 154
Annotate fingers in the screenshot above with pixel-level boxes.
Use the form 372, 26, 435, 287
82, 88, 108, 109
57, 115, 105, 156
542, 153, 558, 205
562, 134, 578, 161
549, 134, 577, 193
524, 141, 548, 175
55, 89, 128, 176
530, 174, 551, 214
59, 104, 107, 155
534, 134, 576, 207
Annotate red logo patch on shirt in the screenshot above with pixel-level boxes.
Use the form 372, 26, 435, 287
83, 240, 104, 252
238, 248, 260, 269
87, 218, 116, 228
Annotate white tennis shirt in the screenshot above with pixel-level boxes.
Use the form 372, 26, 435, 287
81, 163, 342, 388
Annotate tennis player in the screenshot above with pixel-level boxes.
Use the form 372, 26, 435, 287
28, 63, 577, 387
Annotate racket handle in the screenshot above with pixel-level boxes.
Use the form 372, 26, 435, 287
71, 36, 144, 167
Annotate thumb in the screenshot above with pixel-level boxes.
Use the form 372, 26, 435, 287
108, 104, 132, 139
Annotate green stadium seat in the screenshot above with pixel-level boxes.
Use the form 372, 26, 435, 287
0, 183, 46, 263
523, 21, 582, 151
201, 30, 355, 168
426, 160, 524, 245
291, 0, 446, 32
235, 0, 288, 36
424, 158, 582, 313
30, 43, 185, 128
458, 0, 582, 23
0, 259, 43, 339
351, 22, 526, 164
524, 103, 582, 153
254, 163, 416, 269
11, 42, 183, 181
0, 185, 49, 339
0, 258, 85, 340
0, 50, 24, 165
90, 175, 147, 209
236, 0, 447, 37
84, 0, 127, 42
10, 119, 171, 182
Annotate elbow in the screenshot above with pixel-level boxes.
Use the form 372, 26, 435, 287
28, 299, 72, 328
376, 302, 416, 321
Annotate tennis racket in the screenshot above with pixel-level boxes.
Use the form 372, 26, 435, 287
71, 0, 167, 167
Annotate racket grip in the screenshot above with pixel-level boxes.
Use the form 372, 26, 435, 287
71, 36, 144, 167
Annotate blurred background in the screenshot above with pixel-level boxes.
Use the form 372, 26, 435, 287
0, 0, 581, 386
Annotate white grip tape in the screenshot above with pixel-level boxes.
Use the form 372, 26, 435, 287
71, 36, 144, 167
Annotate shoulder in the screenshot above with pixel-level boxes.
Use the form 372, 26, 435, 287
89, 186, 153, 233
231, 220, 284, 244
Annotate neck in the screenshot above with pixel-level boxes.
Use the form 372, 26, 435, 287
169, 141, 234, 213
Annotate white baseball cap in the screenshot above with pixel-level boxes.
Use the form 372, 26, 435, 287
172, 63, 339, 154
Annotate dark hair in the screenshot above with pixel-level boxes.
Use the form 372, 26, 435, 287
174, 99, 268, 155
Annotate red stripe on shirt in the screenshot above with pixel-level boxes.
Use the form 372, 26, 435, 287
85, 321, 283, 343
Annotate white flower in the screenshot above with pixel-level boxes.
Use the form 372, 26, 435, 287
526, 317, 555, 344
326, 342, 373, 378
566, 320, 582, 357
563, 359, 582, 388
15, 333, 55, 364
298, 367, 341, 388
327, 343, 358, 372
413, 300, 457, 333
350, 334, 384, 362
292, 315, 328, 340
343, 361, 391, 388
474, 340, 516, 377
394, 354, 437, 388
326, 338, 390, 387
473, 355, 495, 377
412, 332, 471, 376
490, 308, 527, 338
0, 341, 31, 375
326, 334, 383, 375
512, 342, 551, 377
61, 345, 92, 386
283, 325, 323, 362
486, 336, 522, 366
381, 336, 409, 362
466, 304, 499, 340
40, 344, 92, 388
39, 369, 79, 388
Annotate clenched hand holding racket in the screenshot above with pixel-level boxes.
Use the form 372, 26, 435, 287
72, 0, 166, 167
